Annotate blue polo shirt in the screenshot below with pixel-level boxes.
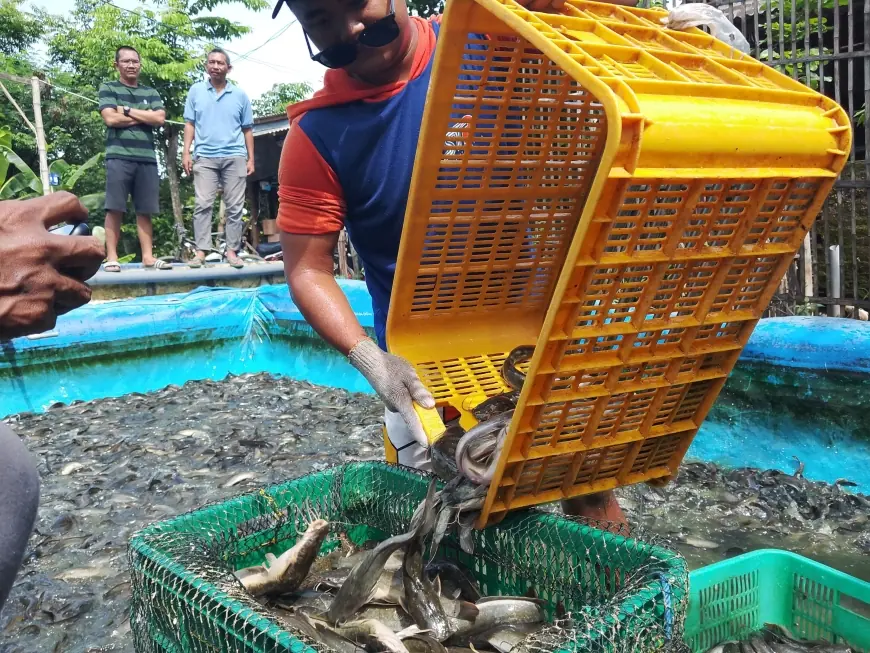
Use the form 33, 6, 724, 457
183, 80, 253, 159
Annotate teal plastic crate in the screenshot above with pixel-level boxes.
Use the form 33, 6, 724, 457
685, 549, 870, 653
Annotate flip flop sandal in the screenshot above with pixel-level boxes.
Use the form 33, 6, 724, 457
144, 259, 172, 270
226, 255, 245, 269
188, 256, 205, 268
103, 261, 121, 273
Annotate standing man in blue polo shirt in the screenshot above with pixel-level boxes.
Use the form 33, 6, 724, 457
182, 48, 255, 269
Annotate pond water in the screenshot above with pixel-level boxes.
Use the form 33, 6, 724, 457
1, 284, 868, 652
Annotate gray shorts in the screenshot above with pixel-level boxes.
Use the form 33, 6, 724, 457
104, 158, 160, 215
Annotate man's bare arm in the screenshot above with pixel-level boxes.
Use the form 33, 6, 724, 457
280, 231, 367, 356
100, 107, 137, 128
128, 108, 166, 127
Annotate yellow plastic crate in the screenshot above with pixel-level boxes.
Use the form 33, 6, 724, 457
387, 0, 851, 526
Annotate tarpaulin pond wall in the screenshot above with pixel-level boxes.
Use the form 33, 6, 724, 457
2, 282, 868, 490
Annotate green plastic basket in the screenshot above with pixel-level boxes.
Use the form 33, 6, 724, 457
685, 549, 870, 653
128, 462, 687, 653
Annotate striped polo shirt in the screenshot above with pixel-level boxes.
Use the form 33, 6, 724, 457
97, 80, 164, 163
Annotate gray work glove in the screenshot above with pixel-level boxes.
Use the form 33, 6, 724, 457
348, 338, 435, 447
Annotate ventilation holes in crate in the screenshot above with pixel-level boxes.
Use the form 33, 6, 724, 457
710, 182, 756, 249
792, 574, 838, 641
631, 327, 687, 355
652, 384, 689, 428
416, 353, 509, 402
617, 360, 670, 385
693, 321, 745, 348
708, 256, 781, 316
745, 179, 819, 248
529, 397, 598, 448
646, 260, 722, 323
630, 432, 683, 474
542, 368, 610, 401
607, 183, 689, 257
678, 183, 725, 251
672, 380, 715, 422
445, 37, 606, 192
575, 264, 656, 329
412, 196, 582, 315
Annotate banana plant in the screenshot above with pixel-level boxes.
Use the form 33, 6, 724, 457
0, 145, 106, 212
0, 127, 10, 183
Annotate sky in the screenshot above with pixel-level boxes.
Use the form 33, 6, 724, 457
27, 0, 326, 103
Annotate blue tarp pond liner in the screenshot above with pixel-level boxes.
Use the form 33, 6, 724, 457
2, 282, 869, 490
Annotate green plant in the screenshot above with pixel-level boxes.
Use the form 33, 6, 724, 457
793, 300, 822, 316
0, 144, 105, 211
252, 82, 313, 118
0, 125, 10, 183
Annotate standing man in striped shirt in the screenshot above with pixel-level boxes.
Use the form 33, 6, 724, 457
98, 45, 169, 272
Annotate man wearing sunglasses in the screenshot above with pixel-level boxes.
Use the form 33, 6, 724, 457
274, 0, 636, 525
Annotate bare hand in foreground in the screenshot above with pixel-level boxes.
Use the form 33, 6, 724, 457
0, 193, 105, 340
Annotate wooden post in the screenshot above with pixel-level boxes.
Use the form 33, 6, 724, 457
30, 77, 50, 195
337, 228, 350, 278
800, 232, 814, 298
246, 181, 260, 249
827, 245, 841, 318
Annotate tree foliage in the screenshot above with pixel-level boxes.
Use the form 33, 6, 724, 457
252, 82, 313, 118
0, 144, 105, 211
0, 0, 40, 54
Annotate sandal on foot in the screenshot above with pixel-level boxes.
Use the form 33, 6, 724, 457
144, 259, 172, 270
188, 256, 205, 268
226, 253, 245, 269
103, 261, 121, 273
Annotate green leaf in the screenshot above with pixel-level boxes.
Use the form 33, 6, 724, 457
77, 191, 105, 213
49, 158, 71, 179
0, 125, 10, 183
0, 171, 39, 199
118, 253, 136, 264
0, 144, 41, 194
63, 151, 104, 191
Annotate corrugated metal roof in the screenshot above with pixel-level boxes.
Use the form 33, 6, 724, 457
252, 117, 290, 137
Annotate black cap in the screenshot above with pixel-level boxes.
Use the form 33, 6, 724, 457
272, 0, 288, 19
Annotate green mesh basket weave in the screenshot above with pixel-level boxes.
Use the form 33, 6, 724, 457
128, 462, 688, 653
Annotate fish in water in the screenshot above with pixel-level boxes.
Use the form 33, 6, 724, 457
235, 519, 330, 596
327, 480, 438, 625
705, 623, 854, 653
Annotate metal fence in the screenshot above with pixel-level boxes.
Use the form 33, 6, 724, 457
646, 0, 870, 318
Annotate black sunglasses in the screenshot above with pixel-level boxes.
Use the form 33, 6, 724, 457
273, 0, 400, 69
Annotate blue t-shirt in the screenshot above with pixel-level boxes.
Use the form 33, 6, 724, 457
184, 80, 253, 159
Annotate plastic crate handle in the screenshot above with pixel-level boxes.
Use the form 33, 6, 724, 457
414, 403, 447, 446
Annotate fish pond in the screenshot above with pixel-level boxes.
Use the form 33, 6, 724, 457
1, 284, 868, 653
